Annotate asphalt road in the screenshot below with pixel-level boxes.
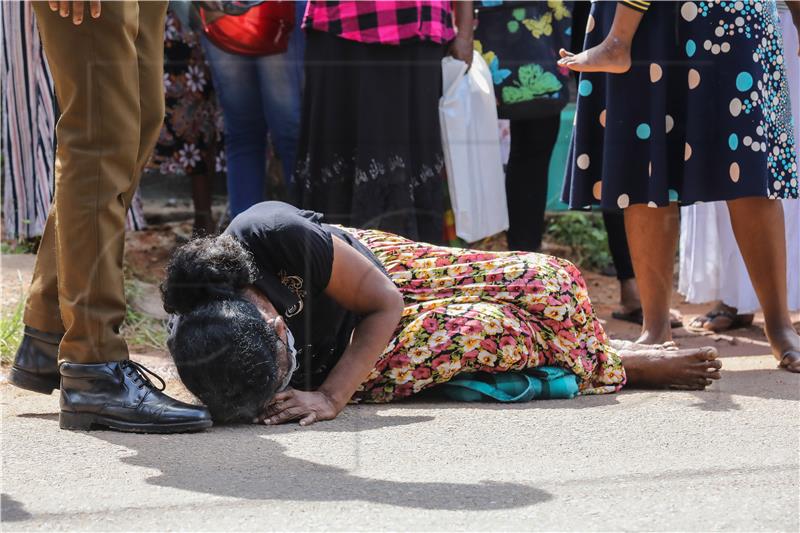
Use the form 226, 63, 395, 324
2, 353, 798, 532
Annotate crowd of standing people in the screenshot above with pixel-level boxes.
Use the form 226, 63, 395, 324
2, 1, 798, 433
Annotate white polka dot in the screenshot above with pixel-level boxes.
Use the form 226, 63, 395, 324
715, 26, 725, 37
780, 133, 788, 142
681, 2, 699, 21
730, 98, 743, 116
711, 44, 721, 55
647, 201, 658, 208
650, 63, 663, 83
753, 52, 760, 62
704, 40, 713, 50
599, 109, 607, 127
577, 154, 591, 170
774, 180, 782, 190
721, 42, 731, 53
735, 16, 744, 26
750, 91, 758, 101
586, 14, 595, 33
665, 115, 674, 133
617, 194, 630, 209
688, 69, 701, 89
730, 162, 740, 182
743, 136, 753, 146
648, 162, 652, 177
773, 146, 780, 156
735, 1, 744, 9
756, 126, 764, 135
751, 142, 761, 152
684, 143, 693, 161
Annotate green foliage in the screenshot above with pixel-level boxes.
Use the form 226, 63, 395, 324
0, 275, 26, 364
121, 279, 168, 352
1, 239, 38, 254
545, 212, 611, 271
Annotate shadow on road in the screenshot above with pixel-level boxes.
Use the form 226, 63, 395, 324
17, 411, 552, 511
1, 493, 33, 522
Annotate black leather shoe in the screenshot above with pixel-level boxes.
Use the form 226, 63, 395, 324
59, 360, 213, 433
9, 327, 61, 394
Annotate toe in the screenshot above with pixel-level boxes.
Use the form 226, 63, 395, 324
705, 370, 722, 380
558, 48, 573, 58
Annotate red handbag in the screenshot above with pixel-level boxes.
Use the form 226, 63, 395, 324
200, 2, 296, 57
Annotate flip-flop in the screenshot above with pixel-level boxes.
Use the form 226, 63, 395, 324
779, 350, 800, 373
611, 308, 683, 328
687, 309, 754, 333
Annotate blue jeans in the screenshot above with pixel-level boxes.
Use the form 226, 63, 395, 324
201, 2, 305, 217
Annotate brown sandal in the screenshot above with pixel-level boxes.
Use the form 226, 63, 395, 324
687, 309, 754, 333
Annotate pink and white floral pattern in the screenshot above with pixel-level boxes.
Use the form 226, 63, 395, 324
347, 228, 627, 403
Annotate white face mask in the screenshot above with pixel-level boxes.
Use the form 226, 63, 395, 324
277, 326, 299, 391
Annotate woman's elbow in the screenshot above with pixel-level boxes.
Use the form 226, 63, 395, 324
386, 287, 405, 321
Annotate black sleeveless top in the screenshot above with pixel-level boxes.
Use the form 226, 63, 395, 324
225, 201, 387, 390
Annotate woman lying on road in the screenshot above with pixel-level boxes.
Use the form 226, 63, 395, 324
163, 201, 721, 425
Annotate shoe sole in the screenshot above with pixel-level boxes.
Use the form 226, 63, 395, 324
8, 366, 59, 395
60, 411, 213, 433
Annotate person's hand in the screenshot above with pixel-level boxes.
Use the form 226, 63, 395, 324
258, 388, 340, 427
49, 1, 101, 25
448, 34, 474, 68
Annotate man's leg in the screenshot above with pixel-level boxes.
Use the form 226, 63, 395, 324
726, 197, 800, 370
31, 0, 210, 432
624, 203, 679, 344
33, 0, 142, 363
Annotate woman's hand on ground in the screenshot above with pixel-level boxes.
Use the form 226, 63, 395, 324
448, 35, 474, 67
49, 1, 100, 24
259, 389, 340, 427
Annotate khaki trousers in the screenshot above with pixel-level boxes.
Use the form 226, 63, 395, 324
25, 1, 167, 363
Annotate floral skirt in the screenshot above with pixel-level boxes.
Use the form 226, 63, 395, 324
345, 229, 626, 403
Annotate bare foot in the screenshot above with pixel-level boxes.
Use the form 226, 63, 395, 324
635, 326, 672, 346
620, 346, 721, 390
766, 326, 800, 373
558, 38, 632, 74
610, 339, 678, 353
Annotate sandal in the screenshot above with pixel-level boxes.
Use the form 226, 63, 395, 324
611, 308, 683, 328
687, 308, 754, 333
778, 350, 800, 373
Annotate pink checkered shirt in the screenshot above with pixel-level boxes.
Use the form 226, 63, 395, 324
303, 1, 456, 45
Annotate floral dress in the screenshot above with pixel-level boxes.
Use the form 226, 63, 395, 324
348, 228, 626, 403
148, 10, 225, 177
562, 0, 798, 211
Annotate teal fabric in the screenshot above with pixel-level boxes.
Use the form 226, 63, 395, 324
440, 367, 579, 402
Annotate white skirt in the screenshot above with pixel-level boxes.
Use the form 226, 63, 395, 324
678, 9, 800, 314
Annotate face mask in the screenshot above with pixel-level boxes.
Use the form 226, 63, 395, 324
277, 325, 299, 391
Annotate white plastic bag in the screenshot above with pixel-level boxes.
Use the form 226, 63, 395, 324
439, 50, 509, 243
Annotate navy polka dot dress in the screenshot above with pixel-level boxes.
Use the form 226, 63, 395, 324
562, 0, 798, 211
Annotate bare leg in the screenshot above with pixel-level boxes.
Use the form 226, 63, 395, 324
557, 4, 643, 74
726, 197, 800, 371
620, 345, 721, 389
191, 173, 215, 237
624, 204, 679, 344
619, 278, 641, 314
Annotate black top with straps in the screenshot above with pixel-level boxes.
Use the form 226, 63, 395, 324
225, 201, 387, 390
